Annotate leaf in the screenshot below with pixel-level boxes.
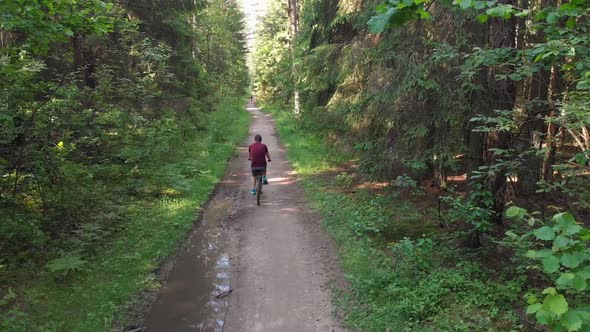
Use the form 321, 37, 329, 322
526, 249, 553, 258
416, 8, 431, 19
556, 273, 575, 288
505, 230, 518, 238
561, 310, 582, 331
572, 274, 587, 291
563, 224, 583, 237
367, 8, 396, 33
542, 256, 560, 273
64, 28, 74, 37
455, 0, 474, 9
515, 9, 531, 17
571, 152, 589, 166
534, 226, 556, 241
553, 212, 576, 228
506, 206, 527, 219
528, 217, 537, 227
526, 293, 538, 304
546, 12, 560, 24
485, 5, 514, 19
543, 293, 568, 316
476, 14, 489, 23
536, 308, 552, 324
561, 252, 581, 268
554, 235, 572, 249
577, 266, 590, 278
527, 303, 543, 314
473, 0, 486, 9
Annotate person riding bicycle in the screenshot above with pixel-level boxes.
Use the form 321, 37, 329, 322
248, 134, 271, 195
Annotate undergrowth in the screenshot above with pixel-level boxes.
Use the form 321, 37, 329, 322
0, 98, 250, 331
264, 104, 527, 331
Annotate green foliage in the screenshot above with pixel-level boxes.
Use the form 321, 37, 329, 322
5, 98, 249, 331
1, 0, 249, 329
393, 174, 417, 188
334, 172, 355, 187
368, 0, 432, 32
507, 208, 590, 331
252, 0, 292, 102
267, 103, 521, 331
46, 252, 88, 277
0, 0, 115, 54
443, 184, 495, 234
257, 0, 590, 329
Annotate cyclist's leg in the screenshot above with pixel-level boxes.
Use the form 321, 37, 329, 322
251, 168, 257, 195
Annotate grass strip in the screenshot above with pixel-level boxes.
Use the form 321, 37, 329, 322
4, 98, 250, 332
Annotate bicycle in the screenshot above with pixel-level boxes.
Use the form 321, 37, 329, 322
254, 170, 263, 206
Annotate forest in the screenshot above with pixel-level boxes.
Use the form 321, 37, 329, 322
253, 0, 589, 330
1, 0, 249, 330
1, 0, 589, 331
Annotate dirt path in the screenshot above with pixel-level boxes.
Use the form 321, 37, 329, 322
142, 103, 344, 331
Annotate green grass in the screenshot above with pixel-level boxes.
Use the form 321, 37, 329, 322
263, 104, 526, 331
2, 98, 250, 331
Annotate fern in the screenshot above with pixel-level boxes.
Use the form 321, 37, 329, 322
46, 253, 88, 277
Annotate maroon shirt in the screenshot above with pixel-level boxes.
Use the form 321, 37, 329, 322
249, 142, 268, 167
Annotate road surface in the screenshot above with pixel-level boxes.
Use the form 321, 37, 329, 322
143, 103, 344, 332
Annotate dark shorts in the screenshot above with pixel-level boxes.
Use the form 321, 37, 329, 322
251, 166, 266, 176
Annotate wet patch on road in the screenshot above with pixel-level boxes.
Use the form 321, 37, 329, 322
142, 197, 236, 332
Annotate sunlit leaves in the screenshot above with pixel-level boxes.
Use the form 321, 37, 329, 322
544, 293, 569, 316
0, 0, 116, 55
367, 0, 432, 33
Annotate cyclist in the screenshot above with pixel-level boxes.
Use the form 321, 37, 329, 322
248, 134, 271, 195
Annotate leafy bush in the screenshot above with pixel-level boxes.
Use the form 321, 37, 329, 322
506, 207, 590, 331
443, 184, 495, 245
0, 216, 47, 267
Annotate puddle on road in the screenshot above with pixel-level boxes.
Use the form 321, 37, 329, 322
144, 198, 232, 332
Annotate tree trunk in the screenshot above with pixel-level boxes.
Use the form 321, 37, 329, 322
433, 120, 449, 188
519, 67, 550, 194
484, 0, 518, 225
287, 0, 300, 114
543, 65, 563, 181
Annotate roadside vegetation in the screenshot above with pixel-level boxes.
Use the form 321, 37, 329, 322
255, 0, 590, 330
0, 1, 249, 330
265, 104, 528, 331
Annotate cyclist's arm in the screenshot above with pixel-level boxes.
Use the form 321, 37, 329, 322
266, 151, 271, 162
248, 146, 252, 160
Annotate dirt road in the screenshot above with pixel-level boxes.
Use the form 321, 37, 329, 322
143, 103, 343, 331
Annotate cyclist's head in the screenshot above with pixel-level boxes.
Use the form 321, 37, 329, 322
254, 134, 262, 142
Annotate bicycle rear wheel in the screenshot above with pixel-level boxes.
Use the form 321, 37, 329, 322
256, 174, 262, 206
